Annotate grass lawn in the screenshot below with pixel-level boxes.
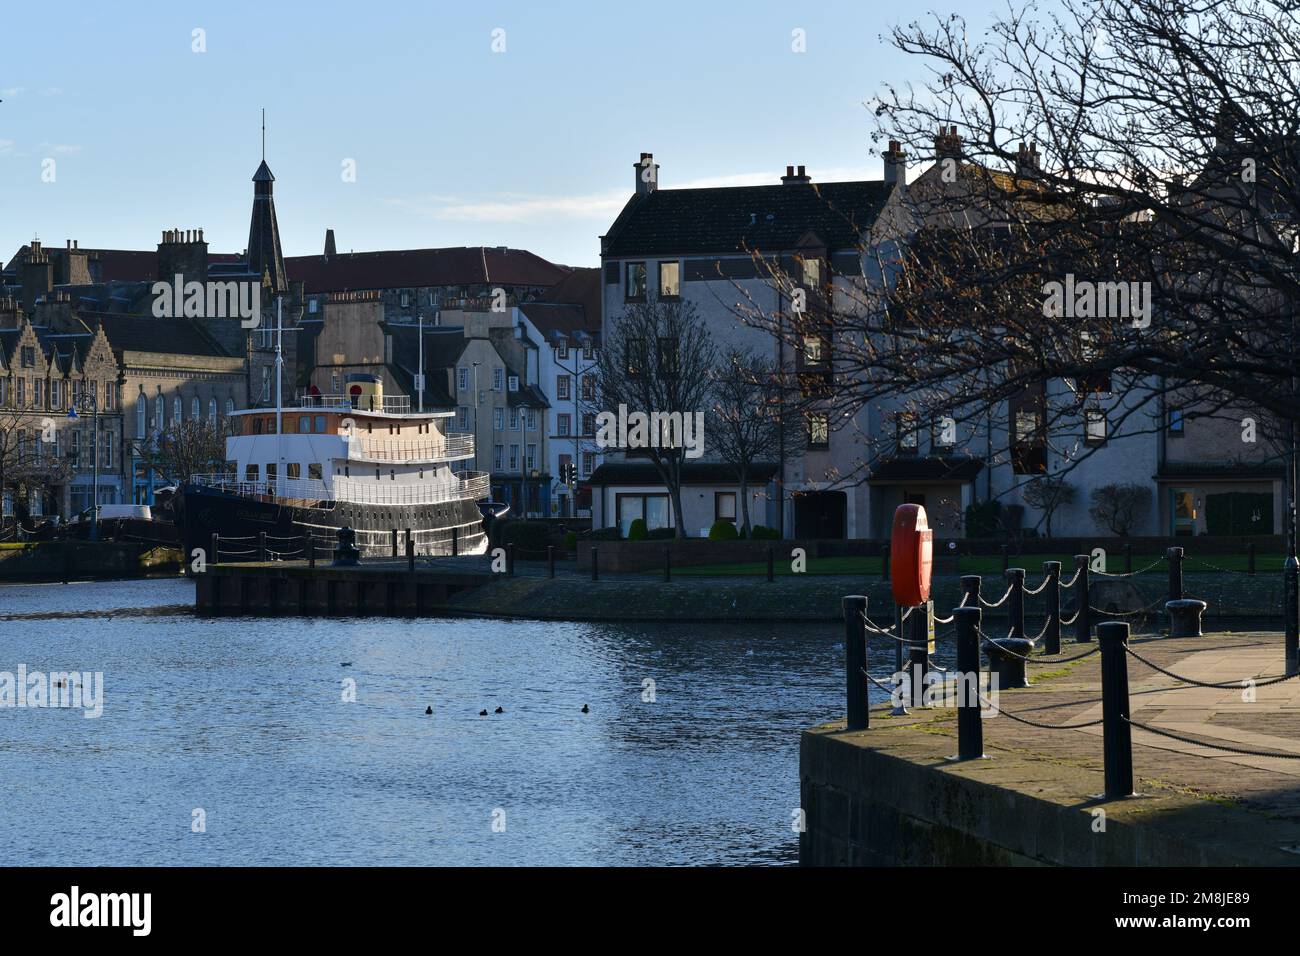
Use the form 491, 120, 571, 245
662, 551, 1286, 577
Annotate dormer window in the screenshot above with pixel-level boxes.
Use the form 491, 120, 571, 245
802, 258, 821, 288
508, 375, 519, 392
556, 341, 569, 360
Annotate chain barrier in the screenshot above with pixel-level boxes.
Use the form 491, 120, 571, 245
1023, 576, 1051, 596
1184, 557, 1257, 576
1122, 643, 1300, 689
1059, 568, 1082, 589
1091, 558, 1165, 578
1059, 609, 1080, 626
1088, 596, 1168, 617
975, 689, 1105, 729
1124, 717, 1300, 759
980, 584, 1015, 608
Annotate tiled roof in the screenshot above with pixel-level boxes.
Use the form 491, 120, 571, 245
73, 312, 232, 358
602, 181, 891, 257
286, 247, 570, 294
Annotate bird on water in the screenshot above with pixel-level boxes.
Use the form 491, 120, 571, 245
581, 704, 590, 714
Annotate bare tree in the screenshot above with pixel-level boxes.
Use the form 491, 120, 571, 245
0, 407, 72, 522
596, 297, 717, 539
1021, 475, 1076, 538
710, 348, 804, 535
1089, 483, 1151, 536
137, 419, 228, 484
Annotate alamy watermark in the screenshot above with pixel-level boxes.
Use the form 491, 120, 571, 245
1042, 273, 1151, 328
595, 403, 705, 459
0, 664, 103, 718
151, 274, 260, 327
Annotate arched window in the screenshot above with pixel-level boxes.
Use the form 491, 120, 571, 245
208, 398, 217, 421
224, 398, 234, 417
155, 393, 164, 434
191, 396, 200, 419
136, 391, 146, 438
173, 397, 182, 422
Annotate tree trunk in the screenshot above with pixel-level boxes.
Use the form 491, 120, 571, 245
670, 482, 688, 540
738, 469, 751, 537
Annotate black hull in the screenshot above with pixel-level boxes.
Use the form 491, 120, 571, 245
177, 483, 487, 561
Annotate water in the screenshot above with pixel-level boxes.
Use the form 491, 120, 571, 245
0, 578, 913, 866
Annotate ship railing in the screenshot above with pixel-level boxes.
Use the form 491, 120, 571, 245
347, 433, 474, 462
190, 474, 332, 501
330, 472, 489, 505
294, 392, 413, 414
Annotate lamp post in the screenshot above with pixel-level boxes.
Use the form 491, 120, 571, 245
66, 392, 99, 542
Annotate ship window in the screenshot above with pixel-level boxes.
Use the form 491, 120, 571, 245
299, 416, 310, 433
266, 464, 277, 481
287, 463, 301, 479
309, 464, 323, 480
375, 468, 381, 480
390, 469, 396, 481
419, 468, 424, 480
253, 418, 264, 435
345, 465, 350, 478
315, 416, 326, 432
246, 464, 259, 481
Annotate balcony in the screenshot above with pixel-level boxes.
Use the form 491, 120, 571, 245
347, 433, 475, 463
295, 391, 412, 414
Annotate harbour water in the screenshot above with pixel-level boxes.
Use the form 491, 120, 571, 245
0, 578, 913, 866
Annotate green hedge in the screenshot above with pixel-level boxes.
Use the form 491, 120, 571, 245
708, 520, 740, 541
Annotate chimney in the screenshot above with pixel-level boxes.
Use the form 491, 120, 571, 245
883, 140, 907, 187
1214, 100, 1238, 150
634, 152, 659, 196
54, 238, 92, 285
324, 228, 337, 260
21, 240, 53, 314
781, 164, 811, 185
934, 125, 963, 162
1015, 141, 1041, 176
157, 228, 209, 287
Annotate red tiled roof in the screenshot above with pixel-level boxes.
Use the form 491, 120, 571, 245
285, 246, 570, 293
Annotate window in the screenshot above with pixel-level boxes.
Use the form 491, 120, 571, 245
807, 413, 829, 449
557, 341, 569, 361
1168, 407, 1184, 435
1085, 407, 1108, 445
526, 409, 537, 431
508, 408, 519, 431
457, 406, 470, 430
525, 444, 536, 471
896, 412, 918, 453
0, 379, 7, 406
245, 464, 259, 482
287, 463, 301, 480
581, 375, 595, 401
616, 493, 670, 536
313, 415, 325, 432
330, 373, 340, 393
492, 368, 504, 392
102, 432, 113, 468
457, 367, 469, 392
802, 258, 821, 288
508, 444, 519, 471
715, 492, 737, 524
493, 408, 504, 431
33, 379, 43, 409
625, 262, 647, 300
400, 292, 410, 308
308, 463, 323, 480
493, 445, 504, 471
102, 387, 114, 411
173, 397, 182, 422
70, 431, 80, 468
266, 464, 277, 482
583, 345, 594, 361
50, 380, 61, 409
15, 379, 25, 407
582, 451, 595, 476
20, 346, 34, 368
659, 261, 680, 298
582, 412, 595, 436
191, 397, 200, 419
208, 398, 217, 421
508, 375, 519, 392
557, 374, 571, 400
1014, 410, 1040, 444
803, 335, 824, 364
657, 338, 678, 377
308, 299, 319, 314
558, 413, 571, 436
299, 415, 311, 433
137, 394, 146, 437
155, 394, 164, 433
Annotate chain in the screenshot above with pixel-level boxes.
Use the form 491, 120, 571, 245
976, 690, 1105, 729
1023, 576, 1051, 596
1088, 596, 1168, 617
1122, 644, 1300, 688
1059, 568, 1082, 589
1059, 609, 1080, 626
1125, 717, 1300, 759
980, 584, 1015, 608
1092, 558, 1165, 578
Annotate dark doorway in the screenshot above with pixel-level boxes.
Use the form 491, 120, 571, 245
794, 491, 846, 539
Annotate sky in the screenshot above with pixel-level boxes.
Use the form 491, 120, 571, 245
0, 0, 1006, 269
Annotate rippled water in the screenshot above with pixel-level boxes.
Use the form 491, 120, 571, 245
0, 578, 917, 866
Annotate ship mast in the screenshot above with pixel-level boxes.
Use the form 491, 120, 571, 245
417, 312, 424, 414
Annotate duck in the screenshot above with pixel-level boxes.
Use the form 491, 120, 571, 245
479, 709, 488, 716
581, 704, 590, 714
425, 706, 432, 715
494, 706, 504, 714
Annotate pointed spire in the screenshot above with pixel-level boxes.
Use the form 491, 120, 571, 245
247, 113, 287, 294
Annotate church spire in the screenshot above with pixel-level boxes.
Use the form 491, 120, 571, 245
247, 110, 287, 293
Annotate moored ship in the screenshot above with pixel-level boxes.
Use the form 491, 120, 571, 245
177, 374, 490, 560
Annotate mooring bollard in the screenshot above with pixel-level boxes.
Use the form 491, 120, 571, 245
844, 595, 868, 731
955, 605, 984, 760
766, 547, 774, 583
1006, 568, 1026, 642
1166, 546, 1184, 602
906, 603, 930, 707
547, 545, 555, 579
258, 532, 267, 562
881, 540, 890, 581
507, 543, 516, 576
1166, 599, 1206, 637
1044, 561, 1062, 655
406, 537, 415, 572
210, 533, 219, 566
663, 546, 671, 583
1074, 554, 1091, 643
1286, 556, 1299, 675
591, 547, 599, 582
1097, 621, 1135, 799
390, 528, 398, 558
451, 526, 459, 557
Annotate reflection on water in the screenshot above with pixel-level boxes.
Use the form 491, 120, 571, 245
0, 578, 916, 865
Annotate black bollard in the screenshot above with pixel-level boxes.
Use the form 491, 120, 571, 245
1098, 621, 1135, 799
766, 547, 774, 583
1287, 556, 1299, 675
1074, 554, 1091, 643
955, 606, 984, 760
1043, 561, 1062, 655
406, 536, 415, 572
1166, 546, 1184, 602
591, 547, 599, 582
210, 533, 219, 567
547, 545, 555, 579
391, 528, 398, 558
663, 546, 671, 582
844, 596, 868, 731
258, 531, 267, 562
507, 543, 515, 577
961, 574, 982, 609
1006, 568, 1026, 642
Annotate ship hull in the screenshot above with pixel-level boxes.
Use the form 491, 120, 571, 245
177, 482, 488, 561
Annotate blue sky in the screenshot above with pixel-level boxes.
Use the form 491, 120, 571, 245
0, 0, 1003, 268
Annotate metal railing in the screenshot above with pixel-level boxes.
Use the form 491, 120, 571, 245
191, 471, 489, 506
294, 392, 413, 414
348, 433, 474, 463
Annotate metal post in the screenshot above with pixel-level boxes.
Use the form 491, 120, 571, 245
766, 547, 774, 583
451, 526, 459, 557
1124, 543, 1133, 574
1247, 541, 1256, 576
1074, 554, 1091, 643
1044, 561, 1062, 655
507, 543, 515, 577
1098, 621, 1135, 799
1006, 568, 1026, 642
955, 605, 983, 760
1287, 556, 1299, 675
906, 603, 930, 707
547, 545, 555, 579
391, 528, 398, 557
591, 546, 598, 582
844, 596, 868, 731
258, 531, 267, 562
1166, 546, 1184, 602
406, 536, 415, 572
210, 533, 219, 566
663, 546, 671, 583
960, 574, 982, 610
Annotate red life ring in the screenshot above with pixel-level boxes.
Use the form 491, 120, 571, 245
891, 504, 933, 606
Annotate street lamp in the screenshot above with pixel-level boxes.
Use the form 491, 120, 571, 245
66, 392, 99, 542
